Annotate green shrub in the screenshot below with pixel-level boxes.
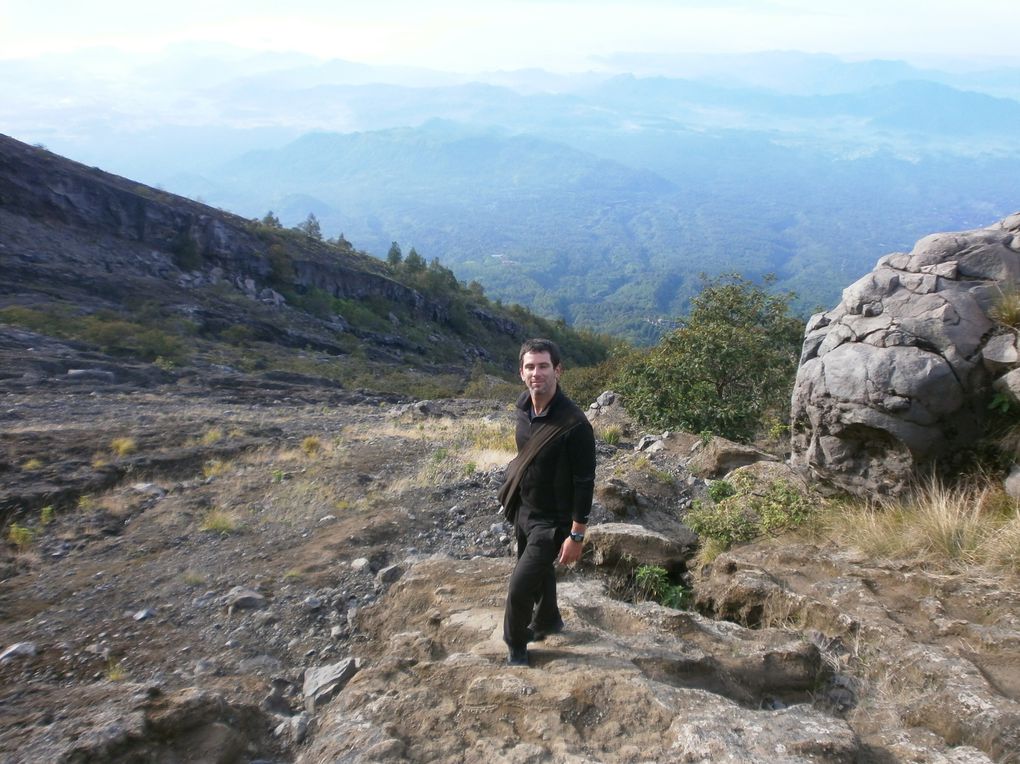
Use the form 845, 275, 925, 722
7, 523, 35, 550
0, 305, 73, 335
634, 564, 690, 609
619, 275, 802, 442
220, 324, 256, 345
707, 479, 736, 502
686, 499, 760, 548
687, 475, 813, 550
171, 232, 202, 271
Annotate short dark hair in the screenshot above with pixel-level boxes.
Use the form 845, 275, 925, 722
519, 338, 561, 368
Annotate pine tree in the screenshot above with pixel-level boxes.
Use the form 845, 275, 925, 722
387, 242, 403, 267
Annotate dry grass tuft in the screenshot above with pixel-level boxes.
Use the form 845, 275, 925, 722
199, 509, 239, 534
201, 427, 223, 445
989, 288, 1020, 329
110, 437, 136, 457
825, 477, 1020, 575
596, 424, 623, 446
202, 459, 230, 479
301, 435, 323, 457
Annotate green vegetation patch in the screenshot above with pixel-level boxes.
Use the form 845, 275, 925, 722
687, 473, 813, 550
618, 275, 803, 442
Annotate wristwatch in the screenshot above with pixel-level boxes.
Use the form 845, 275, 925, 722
569, 531, 585, 543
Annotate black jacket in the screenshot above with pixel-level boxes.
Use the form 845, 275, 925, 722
514, 387, 596, 525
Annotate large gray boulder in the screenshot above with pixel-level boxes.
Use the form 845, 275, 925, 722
791, 213, 1020, 495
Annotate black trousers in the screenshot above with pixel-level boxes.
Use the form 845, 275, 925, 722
503, 507, 568, 648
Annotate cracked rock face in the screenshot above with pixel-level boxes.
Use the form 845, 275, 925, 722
791, 213, 1020, 495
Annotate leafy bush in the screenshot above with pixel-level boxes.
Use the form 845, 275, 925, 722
619, 275, 803, 442
170, 231, 202, 271
707, 479, 736, 502
220, 324, 256, 345
0, 305, 74, 335
687, 474, 813, 550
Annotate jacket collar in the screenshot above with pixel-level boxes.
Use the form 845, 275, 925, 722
516, 385, 563, 415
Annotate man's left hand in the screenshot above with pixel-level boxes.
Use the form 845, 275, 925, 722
558, 537, 583, 565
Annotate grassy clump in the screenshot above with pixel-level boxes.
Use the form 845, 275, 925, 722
7, 523, 35, 550
826, 477, 1020, 575
301, 436, 323, 457
199, 509, 239, 534
110, 437, 136, 457
989, 288, 1020, 329
596, 424, 622, 446
201, 428, 223, 445
634, 564, 690, 609
202, 459, 229, 479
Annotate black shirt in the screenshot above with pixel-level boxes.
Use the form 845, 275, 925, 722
514, 387, 596, 525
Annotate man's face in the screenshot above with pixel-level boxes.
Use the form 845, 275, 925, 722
520, 350, 561, 399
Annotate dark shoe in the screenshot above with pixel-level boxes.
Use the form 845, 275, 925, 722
507, 646, 529, 666
529, 617, 565, 641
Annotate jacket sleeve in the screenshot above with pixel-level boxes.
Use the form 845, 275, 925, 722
567, 421, 597, 524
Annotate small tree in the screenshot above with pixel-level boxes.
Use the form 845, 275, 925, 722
403, 247, 426, 274
261, 211, 283, 228
296, 213, 322, 240
619, 275, 803, 442
387, 241, 403, 267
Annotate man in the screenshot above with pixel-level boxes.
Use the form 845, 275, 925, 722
501, 338, 596, 667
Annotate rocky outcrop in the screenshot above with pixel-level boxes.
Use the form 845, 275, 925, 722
696, 541, 1020, 762
301, 556, 860, 763
791, 213, 1020, 495
0, 133, 447, 323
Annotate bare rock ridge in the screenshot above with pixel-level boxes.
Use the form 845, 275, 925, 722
791, 212, 1020, 495
0, 133, 441, 322
0, 132, 534, 396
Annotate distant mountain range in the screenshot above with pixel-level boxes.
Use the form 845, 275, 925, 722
5, 48, 1019, 341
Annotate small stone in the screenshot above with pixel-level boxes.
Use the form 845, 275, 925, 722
303, 658, 361, 713
375, 565, 404, 585
225, 586, 266, 611
635, 435, 660, 452
350, 558, 371, 573
303, 596, 323, 611
194, 658, 218, 676
133, 608, 157, 621
0, 642, 37, 662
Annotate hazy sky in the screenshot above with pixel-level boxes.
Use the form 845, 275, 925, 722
3, 0, 1020, 71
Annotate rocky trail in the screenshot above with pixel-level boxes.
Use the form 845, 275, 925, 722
1, 381, 1019, 763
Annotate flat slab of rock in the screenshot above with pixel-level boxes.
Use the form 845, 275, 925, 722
584, 522, 696, 572
303, 658, 361, 713
688, 436, 778, 479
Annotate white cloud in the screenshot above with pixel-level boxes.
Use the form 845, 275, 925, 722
2, 0, 1019, 68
